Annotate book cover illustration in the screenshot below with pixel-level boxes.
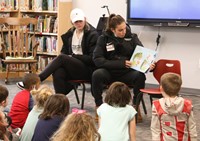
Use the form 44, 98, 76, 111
130, 45, 157, 73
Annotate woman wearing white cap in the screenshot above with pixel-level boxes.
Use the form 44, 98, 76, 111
17, 8, 99, 95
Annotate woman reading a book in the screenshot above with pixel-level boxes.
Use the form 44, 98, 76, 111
92, 14, 155, 122
17, 8, 99, 95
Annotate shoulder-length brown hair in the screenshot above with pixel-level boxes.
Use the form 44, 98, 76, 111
39, 94, 70, 120
105, 82, 131, 107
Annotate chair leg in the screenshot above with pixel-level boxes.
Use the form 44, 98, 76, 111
31, 63, 36, 73
81, 83, 86, 109
5, 64, 9, 84
73, 84, 80, 104
135, 92, 144, 123
141, 97, 147, 115
29, 64, 32, 73
150, 96, 153, 106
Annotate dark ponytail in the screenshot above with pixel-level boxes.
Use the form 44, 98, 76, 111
105, 14, 125, 32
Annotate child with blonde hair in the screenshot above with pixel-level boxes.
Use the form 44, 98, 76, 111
20, 85, 54, 141
50, 112, 100, 141
151, 72, 197, 140
97, 81, 136, 141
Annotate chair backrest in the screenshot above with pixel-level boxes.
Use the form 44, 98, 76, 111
153, 59, 181, 83
0, 17, 38, 59
96, 16, 108, 35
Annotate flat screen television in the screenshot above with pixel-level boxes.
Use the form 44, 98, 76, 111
127, 0, 200, 27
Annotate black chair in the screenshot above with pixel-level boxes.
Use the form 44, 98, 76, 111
68, 80, 90, 109
96, 15, 108, 35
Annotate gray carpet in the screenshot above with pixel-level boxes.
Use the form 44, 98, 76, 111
1, 79, 199, 141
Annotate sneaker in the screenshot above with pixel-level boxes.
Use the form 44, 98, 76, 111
16, 82, 24, 90
12, 128, 21, 136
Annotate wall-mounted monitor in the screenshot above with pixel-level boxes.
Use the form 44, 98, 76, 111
127, 0, 200, 27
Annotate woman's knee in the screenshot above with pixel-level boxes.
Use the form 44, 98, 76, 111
52, 68, 66, 78
92, 69, 110, 80
92, 69, 109, 81
132, 71, 146, 81
92, 69, 112, 87
57, 54, 68, 60
138, 72, 146, 81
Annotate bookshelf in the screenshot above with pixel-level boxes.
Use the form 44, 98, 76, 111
0, 0, 72, 77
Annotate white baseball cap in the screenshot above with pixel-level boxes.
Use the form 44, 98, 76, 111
70, 8, 85, 23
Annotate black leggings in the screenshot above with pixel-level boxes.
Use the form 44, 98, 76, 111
39, 54, 92, 94
91, 68, 146, 106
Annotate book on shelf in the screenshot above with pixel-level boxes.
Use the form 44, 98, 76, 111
42, 36, 47, 52
24, 15, 57, 34
42, 0, 48, 10
33, 0, 42, 11
47, 0, 53, 11
38, 55, 54, 71
130, 45, 157, 73
36, 36, 57, 53
38, 56, 48, 71
53, 17, 58, 33
49, 16, 57, 33
0, 0, 18, 10
44, 15, 57, 33
53, 0, 57, 11
0, 13, 10, 17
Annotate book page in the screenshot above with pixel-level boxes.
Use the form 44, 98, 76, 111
130, 45, 157, 73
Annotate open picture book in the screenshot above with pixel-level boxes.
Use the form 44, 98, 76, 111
130, 45, 157, 73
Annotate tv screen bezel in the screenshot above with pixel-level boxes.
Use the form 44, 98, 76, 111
126, 0, 200, 27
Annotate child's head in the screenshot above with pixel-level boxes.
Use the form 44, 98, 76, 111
31, 85, 54, 109
51, 113, 100, 141
105, 81, 131, 107
0, 85, 9, 108
23, 73, 40, 90
160, 72, 182, 97
0, 112, 7, 137
39, 94, 70, 120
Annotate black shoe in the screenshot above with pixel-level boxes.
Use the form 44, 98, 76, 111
16, 82, 24, 90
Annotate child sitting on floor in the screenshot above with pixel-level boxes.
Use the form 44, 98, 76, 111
0, 85, 20, 141
20, 85, 54, 141
32, 94, 70, 141
97, 81, 137, 141
151, 72, 197, 141
9, 73, 40, 129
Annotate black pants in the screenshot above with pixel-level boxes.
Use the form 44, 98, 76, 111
91, 68, 146, 106
39, 54, 92, 94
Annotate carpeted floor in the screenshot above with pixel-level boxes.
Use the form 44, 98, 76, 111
1, 79, 199, 141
